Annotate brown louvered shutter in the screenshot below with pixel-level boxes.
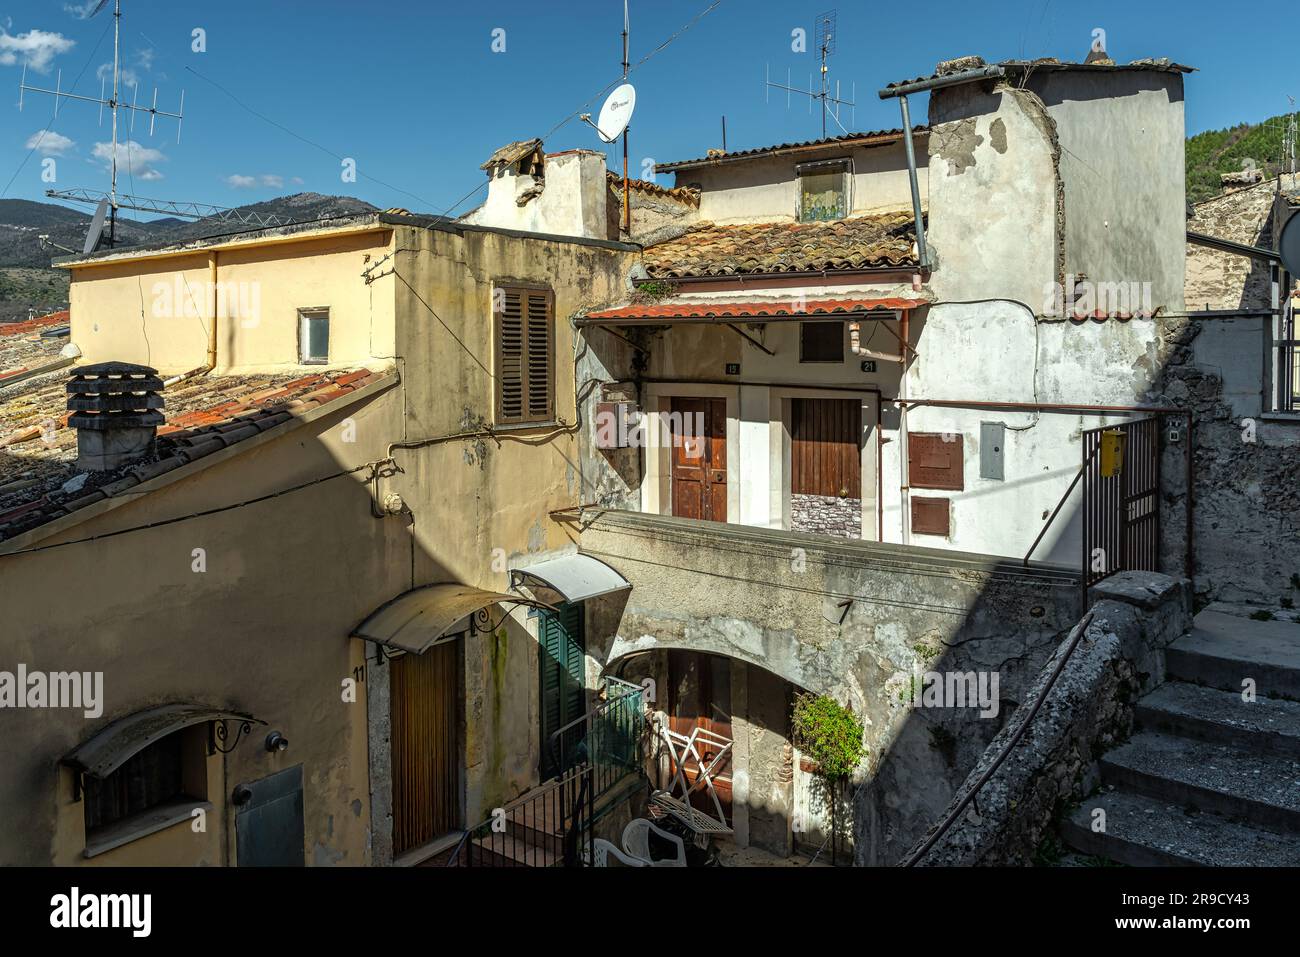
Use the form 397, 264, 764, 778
497, 289, 525, 423
495, 286, 554, 425
525, 290, 553, 420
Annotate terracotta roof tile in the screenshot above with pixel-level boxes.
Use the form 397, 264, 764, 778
0, 365, 390, 542
583, 297, 924, 322
642, 212, 919, 279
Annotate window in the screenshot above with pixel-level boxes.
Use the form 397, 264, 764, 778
494, 285, 554, 425
798, 158, 850, 222
800, 321, 845, 363
1269, 282, 1299, 413
83, 725, 207, 851
299, 308, 330, 364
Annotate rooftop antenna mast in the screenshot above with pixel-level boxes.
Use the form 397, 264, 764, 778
19, 0, 184, 249
621, 0, 631, 234
765, 10, 855, 138
1284, 96, 1297, 181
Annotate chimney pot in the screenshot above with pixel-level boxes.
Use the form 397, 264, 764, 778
66, 362, 165, 472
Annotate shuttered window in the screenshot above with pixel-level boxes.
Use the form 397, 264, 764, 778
494, 286, 554, 425
908, 432, 965, 490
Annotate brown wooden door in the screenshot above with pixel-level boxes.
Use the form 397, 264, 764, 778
670, 397, 727, 522
667, 651, 733, 823
391, 641, 459, 856
791, 398, 860, 497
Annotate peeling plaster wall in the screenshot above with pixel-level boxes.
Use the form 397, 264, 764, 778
580, 509, 1079, 863
1185, 181, 1277, 312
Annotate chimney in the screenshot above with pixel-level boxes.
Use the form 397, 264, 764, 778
67, 362, 165, 472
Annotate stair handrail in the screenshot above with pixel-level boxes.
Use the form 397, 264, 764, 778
445, 761, 592, 866
900, 611, 1095, 867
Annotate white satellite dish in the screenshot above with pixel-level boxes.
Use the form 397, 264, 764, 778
83, 198, 109, 255
596, 83, 636, 143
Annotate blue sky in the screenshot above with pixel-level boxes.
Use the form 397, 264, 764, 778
0, 0, 1293, 219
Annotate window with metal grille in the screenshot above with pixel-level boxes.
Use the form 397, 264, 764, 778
494, 286, 554, 425
83, 725, 206, 839
799, 321, 845, 363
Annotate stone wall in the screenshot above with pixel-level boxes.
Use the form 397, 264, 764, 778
1153, 315, 1300, 607
907, 572, 1192, 866
1185, 180, 1276, 312
580, 509, 1082, 864
791, 493, 861, 539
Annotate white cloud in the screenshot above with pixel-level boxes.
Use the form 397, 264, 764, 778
291, 176, 304, 186
134, 47, 154, 71
64, 2, 105, 18
97, 61, 140, 89
225, 173, 289, 190
0, 28, 75, 72
92, 139, 165, 180
25, 129, 74, 155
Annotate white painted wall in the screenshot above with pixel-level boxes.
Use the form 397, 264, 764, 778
461, 150, 609, 239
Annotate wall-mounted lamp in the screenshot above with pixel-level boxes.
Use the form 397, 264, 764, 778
265, 731, 289, 753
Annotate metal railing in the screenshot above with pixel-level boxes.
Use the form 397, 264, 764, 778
445, 679, 645, 867
445, 762, 594, 867
547, 678, 644, 799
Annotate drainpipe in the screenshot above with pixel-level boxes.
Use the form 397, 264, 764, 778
898, 308, 910, 544
897, 96, 928, 272
163, 250, 219, 387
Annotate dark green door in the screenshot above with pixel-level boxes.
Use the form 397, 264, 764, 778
539, 602, 585, 780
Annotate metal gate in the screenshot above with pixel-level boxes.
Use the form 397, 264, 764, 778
1081, 417, 1161, 604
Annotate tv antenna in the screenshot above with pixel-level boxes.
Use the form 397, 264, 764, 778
579, 0, 635, 234
19, 0, 184, 249
765, 10, 855, 138
1283, 95, 1297, 180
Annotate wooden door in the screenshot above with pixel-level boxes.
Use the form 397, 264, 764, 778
670, 396, 727, 522
391, 641, 459, 856
791, 398, 860, 498
539, 602, 586, 781
667, 651, 733, 823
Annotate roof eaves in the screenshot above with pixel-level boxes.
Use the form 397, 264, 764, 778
656, 127, 928, 173
0, 369, 398, 555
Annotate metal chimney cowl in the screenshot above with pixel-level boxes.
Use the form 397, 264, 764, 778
66, 361, 165, 472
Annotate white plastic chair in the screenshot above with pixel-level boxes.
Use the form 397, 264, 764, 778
593, 837, 647, 867
622, 817, 687, 867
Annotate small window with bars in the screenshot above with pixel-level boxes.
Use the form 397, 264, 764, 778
494, 285, 555, 425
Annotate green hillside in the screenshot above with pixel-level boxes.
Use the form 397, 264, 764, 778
1187, 113, 1294, 203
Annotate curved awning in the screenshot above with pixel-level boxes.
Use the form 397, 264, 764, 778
510, 553, 631, 605
63, 703, 258, 779
352, 583, 549, 655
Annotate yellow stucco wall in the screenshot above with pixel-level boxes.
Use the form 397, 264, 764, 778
65, 226, 397, 375
5, 217, 637, 865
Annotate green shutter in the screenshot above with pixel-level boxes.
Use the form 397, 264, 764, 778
538, 602, 585, 779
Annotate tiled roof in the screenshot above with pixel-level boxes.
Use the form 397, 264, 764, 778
581, 297, 924, 323
0, 311, 71, 385
656, 128, 926, 173
642, 212, 918, 279
0, 367, 387, 542
882, 56, 1195, 92
481, 138, 542, 172
606, 171, 700, 207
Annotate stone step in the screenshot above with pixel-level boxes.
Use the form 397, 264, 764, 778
1061, 790, 1300, 866
1100, 732, 1300, 834
1136, 681, 1300, 758
1166, 609, 1300, 700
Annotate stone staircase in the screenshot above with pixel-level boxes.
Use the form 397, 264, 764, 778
1061, 604, 1300, 866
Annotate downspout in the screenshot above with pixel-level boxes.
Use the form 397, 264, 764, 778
163, 250, 218, 387
897, 95, 928, 272
898, 308, 910, 544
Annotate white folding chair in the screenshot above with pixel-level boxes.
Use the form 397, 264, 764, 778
593, 837, 648, 867
660, 724, 733, 825
622, 816, 687, 867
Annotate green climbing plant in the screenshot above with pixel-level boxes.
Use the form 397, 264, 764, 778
791, 693, 866, 781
